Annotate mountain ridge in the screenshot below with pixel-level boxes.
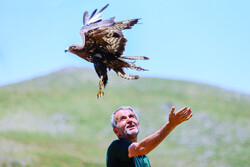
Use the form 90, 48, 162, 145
0, 67, 249, 167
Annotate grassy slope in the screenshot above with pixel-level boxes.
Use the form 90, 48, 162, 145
0, 68, 249, 167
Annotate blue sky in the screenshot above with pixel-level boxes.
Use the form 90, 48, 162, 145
1, 0, 250, 94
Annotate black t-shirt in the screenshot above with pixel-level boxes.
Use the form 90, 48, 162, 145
106, 138, 151, 167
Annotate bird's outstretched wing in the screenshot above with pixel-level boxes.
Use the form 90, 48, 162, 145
80, 4, 115, 45
83, 18, 140, 57
84, 29, 127, 56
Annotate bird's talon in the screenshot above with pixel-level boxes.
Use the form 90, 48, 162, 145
97, 89, 104, 99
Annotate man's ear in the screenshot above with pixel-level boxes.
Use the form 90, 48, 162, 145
113, 127, 120, 137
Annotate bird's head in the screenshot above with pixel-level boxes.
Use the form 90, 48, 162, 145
65, 44, 85, 54
65, 44, 87, 59
65, 44, 78, 53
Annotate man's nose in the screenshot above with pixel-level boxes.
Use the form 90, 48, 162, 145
127, 118, 133, 123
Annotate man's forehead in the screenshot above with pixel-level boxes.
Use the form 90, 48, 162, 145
114, 109, 134, 119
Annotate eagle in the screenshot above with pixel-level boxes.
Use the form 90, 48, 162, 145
65, 4, 149, 98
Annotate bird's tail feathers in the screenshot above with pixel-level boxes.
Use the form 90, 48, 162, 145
127, 62, 148, 71
118, 58, 148, 71
121, 56, 149, 60
117, 72, 139, 80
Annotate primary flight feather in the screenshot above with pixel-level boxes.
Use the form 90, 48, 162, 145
65, 4, 149, 98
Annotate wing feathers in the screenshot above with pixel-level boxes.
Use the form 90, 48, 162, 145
85, 4, 110, 25
89, 9, 97, 20
83, 11, 89, 25
98, 4, 109, 13
105, 19, 140, 31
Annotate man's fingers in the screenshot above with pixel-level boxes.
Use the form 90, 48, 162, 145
170, 106, 175, 114
176, 107, 187, 115
183, 108, 193, 120
180, 108, 189, 116
186, 113, 193, 120
183, 108, 191, 117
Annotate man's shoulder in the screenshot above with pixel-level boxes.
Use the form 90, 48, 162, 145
107, 138, 134, 166
107, 138, 133, 155
108, 138, 132, 149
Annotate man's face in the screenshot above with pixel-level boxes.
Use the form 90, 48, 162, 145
113, 109, 140, 140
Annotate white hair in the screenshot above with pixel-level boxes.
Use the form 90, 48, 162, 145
110, 106, 139, 128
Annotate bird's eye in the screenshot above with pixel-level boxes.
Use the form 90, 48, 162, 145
69, 46, 75, 50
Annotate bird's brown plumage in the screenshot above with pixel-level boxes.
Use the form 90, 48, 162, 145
65, 4, 149, 97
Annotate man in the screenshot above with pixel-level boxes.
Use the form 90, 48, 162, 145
106, 106, 193, 167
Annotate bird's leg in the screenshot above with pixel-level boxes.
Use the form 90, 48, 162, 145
97, 75, 104, 98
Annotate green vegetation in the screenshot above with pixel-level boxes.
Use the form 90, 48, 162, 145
0, 68, 249, 167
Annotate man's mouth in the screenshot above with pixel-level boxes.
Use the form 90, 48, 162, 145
127, 124, 136, 129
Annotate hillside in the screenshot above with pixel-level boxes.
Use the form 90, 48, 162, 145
0, 68, 249, 167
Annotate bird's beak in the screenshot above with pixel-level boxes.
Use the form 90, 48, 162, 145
65, 47, 69, 53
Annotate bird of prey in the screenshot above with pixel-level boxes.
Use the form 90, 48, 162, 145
65, 4, 149, 98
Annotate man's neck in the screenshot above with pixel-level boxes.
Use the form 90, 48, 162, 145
127, 138, 137, 143
119, 136, 137, 143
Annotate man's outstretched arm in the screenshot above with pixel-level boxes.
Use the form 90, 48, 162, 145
128, 106, 193, 157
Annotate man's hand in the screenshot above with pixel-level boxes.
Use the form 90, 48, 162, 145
169, 106, 193, 127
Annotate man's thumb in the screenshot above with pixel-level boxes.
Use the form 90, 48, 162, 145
170, 106, 175, 114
